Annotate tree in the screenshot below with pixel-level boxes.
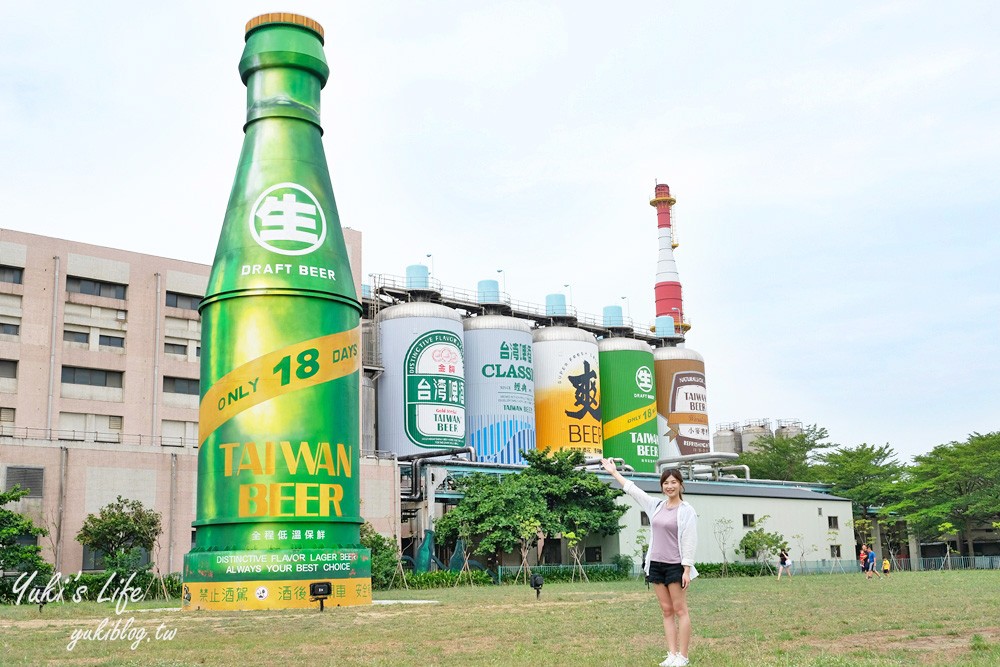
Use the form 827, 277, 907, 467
0, 486, 50, 575
885, 432, 1000, 556
815, 443, 905, 519
735, 424, 833, 481
520, 450, 628, 546
737, 515, 786, 573
435, 471, 550, 566
791, 533, 817, 566
713, 518, 735, 576
436, 450, 627, 567
76, 496, 162, 570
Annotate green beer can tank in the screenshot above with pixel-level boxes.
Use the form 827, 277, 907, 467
183, 13, 371, 610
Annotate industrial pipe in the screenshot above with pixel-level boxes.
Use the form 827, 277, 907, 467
400, 447, 476, 502
715, 464, 750, 480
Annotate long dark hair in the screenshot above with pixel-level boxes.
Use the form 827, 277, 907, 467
659, 468, 684, 500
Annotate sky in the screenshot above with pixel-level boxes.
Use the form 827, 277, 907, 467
2, 2, 998, 462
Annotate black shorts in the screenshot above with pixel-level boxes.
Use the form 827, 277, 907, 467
647, 561, 685, 586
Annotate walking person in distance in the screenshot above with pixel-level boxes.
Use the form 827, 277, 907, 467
601, 458, 698, 667
777, 548, 793, 580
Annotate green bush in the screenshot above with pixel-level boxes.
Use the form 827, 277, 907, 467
610, 554, 634, 574
695, 562, 767, 578
360, 522, 401, 591
406, 570, 493, 589
1, 570, 183, 605
502, 565, 631, 584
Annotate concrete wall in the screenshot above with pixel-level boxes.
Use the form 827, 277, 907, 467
1, 437, 399, 573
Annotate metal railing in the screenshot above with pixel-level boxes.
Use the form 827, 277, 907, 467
0, 426, 198, 448
728, 555, 1000, 575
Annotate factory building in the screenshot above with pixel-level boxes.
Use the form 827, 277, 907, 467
1, 183, 862, 572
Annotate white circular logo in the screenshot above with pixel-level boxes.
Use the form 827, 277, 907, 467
635, 366, 653, 393
255, 586, 268, 601
249, 182, 327, 256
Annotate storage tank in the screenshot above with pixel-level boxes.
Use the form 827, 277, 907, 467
598, 338, 658, 472
654, 346, 710, 457
377, 302, 465, 455
740, 419, 772, 453
533, 326, 602, 458
464, 315, 536, 464
775, 419, 803, 439
712, 422, 741, 454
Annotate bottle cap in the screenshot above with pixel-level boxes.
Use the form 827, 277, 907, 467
245, 13, 324, 42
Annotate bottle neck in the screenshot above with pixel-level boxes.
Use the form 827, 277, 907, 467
245, 66, 322, 130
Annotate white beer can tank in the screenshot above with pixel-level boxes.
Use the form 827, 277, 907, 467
464, 315, 536, 464
377, 302, 466, 456
653, 345, 710, 457
533, 326, 602, 458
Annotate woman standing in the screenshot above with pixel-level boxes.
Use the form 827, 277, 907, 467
601, 458, 698, 667
777, 549, 793, 579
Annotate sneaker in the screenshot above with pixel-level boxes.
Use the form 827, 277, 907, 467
659, 655, 678, 667
674, 657, 689, 667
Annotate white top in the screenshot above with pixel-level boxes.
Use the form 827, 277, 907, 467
622, 479, 699, 580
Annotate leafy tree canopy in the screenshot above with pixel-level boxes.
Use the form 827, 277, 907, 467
815, 442, 905, 517
435, 471, 551, 558
736, 515, 787, 563
435, 450, 627, 560
0, 485, 50, 575
735, 424, 833, 481
76, 495, 162, 560
885, 432, 1000, 544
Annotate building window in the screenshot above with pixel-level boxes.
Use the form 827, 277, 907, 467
0, 359, 17, 379
164, 342, 187, 355
830, 545, 842, 558
0, 323, 18, 336
818, 507, 823, 516
67, 276, 127, 300
64, 330, 89, 344
61, 366, 123, 388
828, 516, 839, 530
196, 346, 201, 357
14, 533, 37, 547
0, 265, 23, 284
743, 513, 755, 528
165, 291, 201, 311
82, 545, 106, 571
98, 334, 125, 349
163, 376, 199, 395
4, 466, 44, 497
0, 407, 14, 423
541, 538, 562, 565
584, 546, 603, 563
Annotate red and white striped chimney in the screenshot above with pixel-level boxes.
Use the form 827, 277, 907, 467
651, 183, 684, 337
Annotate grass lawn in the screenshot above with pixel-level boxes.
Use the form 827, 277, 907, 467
1, 570, 998, 666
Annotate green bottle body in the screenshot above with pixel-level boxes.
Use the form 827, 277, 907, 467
183, 17, 371, 610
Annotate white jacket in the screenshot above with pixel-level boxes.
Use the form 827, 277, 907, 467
622, 479, 699, 580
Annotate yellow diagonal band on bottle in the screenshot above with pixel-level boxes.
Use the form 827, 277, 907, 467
668, 412, 710, 425
603, 402, 658, 440
199, 327, 361, 446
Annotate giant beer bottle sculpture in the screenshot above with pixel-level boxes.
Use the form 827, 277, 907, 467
182, 14, 370, 610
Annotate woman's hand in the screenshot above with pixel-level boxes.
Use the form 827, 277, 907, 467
681, 570, 691, 589
600, 458, 618, 474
